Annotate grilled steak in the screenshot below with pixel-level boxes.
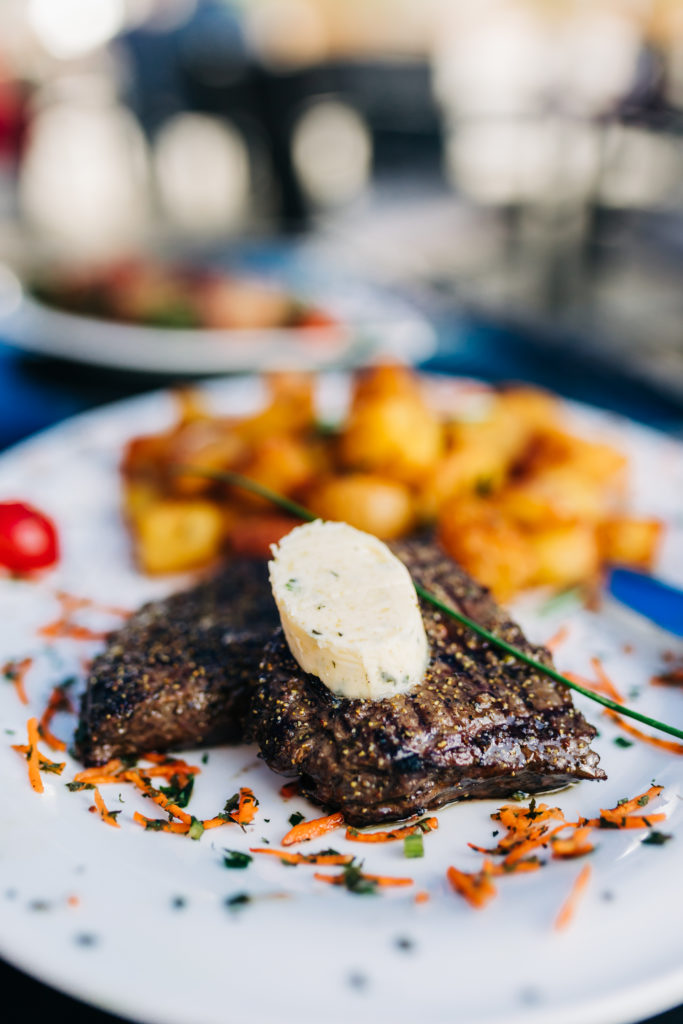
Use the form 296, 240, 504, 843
76, 558, 277, 765
248, 538, 605, 826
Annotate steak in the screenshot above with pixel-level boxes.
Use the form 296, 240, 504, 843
247, 538, 605, 826
76, 558, 278, 765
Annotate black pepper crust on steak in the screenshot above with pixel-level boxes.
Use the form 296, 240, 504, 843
76, 558, 278, 765
247, 538, 605, 826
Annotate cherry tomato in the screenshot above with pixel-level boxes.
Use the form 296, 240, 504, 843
0, 501, 59, 573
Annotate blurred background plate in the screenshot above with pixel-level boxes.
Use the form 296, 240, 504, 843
0, 254, 436, 375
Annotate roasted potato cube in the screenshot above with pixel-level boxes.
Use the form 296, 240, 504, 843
501, 465, 616, 526
237, 436, 318, 508
496, 387, 560, 432
438, 498, 535, 602
350, 363, 424, 404
418, 443, 508, 520
233, 373, 315, 443
133, 500, 223, 574
307, 474, 416, 540
598, 517, 662, 569
339, 393, 443, 484
528, 523, 600, 588
168, 419, 246, 496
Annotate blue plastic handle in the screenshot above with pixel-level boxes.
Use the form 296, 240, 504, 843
606, 568, 683, 638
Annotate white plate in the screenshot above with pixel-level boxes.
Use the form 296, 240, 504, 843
0, 268, 435, 374
1, 375, 683, 1024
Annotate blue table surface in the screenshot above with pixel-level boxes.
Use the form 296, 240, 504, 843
1, 313, 682, 453
1, 310, 682, 1024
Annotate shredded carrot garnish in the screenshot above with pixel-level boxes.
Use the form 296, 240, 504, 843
134, 764, 197, 781
563, 670, 623, 705
93, 787, 120, 828
12, 743, 66, 774
3, 657, 33, 705
493, 858, 542, 874
132, 811, 230, 835
37, 591, 129, 642
67, 895, 80, 907
503, 824, 567, 867
279, 781, 300, 799
414, 891, 430, 904
584, 812, 666, 830
133, 812, 189, 834
250, 848, 354, 866
124, 770, 193, 824
314, 871, 413, 888
545, 626, 569, 652
345, 817, 438, 843
38, 621, 108, 642
600, 785, 663, 818
447, 864, 497, 909
604, 710, 683, 755
25, 718, 43, 794
73, 759, 126, 782
554, 864, 591, 931
231, 787, 258, 826
38, 683, 74, 751
202, 816, 233, 830
54, 591, 130, 618
551, 827, 594, 859
590, 657, 625, 704
281, 811, 345, 846
652, 666, 683, 686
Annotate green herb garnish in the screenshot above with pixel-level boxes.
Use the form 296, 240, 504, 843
403, 833, 424, 859
642, 831, 673, 846
160, 774, 194, 808
66, 781, 95, 792
189, 818, 205, 841
614, 737, 634, 748
223, 850, 253, 869
225, 893, 251, 910
289, 811, 305, 827
341, 862, 378, 895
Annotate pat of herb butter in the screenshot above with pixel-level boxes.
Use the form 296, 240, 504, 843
269, 520, 429, 700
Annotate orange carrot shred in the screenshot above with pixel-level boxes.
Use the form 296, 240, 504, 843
604, 710, 683, 755
24, 718, 43, 794
93, 787, 120, 828
279, 781, 300, 799
232, 787, 258, 826
314, 871, 413, 888
554, 864, 591, 931
590, 657, 625, 704
446, 865, 496, 909
73, 759, 125, 782
414, 891, 430, 904
38, 683, 74, 752
345, 817, 438, 843
281, 811, 345, 846
599, 785, 663, 818
551, 827, 594, 859
133, 811, 188, 834
250, 848, 354, 866
3, 657, 32, 705
503, 824, 567, 866
124, 770, 193, 824
545, 626, 569, 652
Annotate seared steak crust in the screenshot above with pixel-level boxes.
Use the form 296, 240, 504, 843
248, 539, 604, 826
76, 559, 277, 765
